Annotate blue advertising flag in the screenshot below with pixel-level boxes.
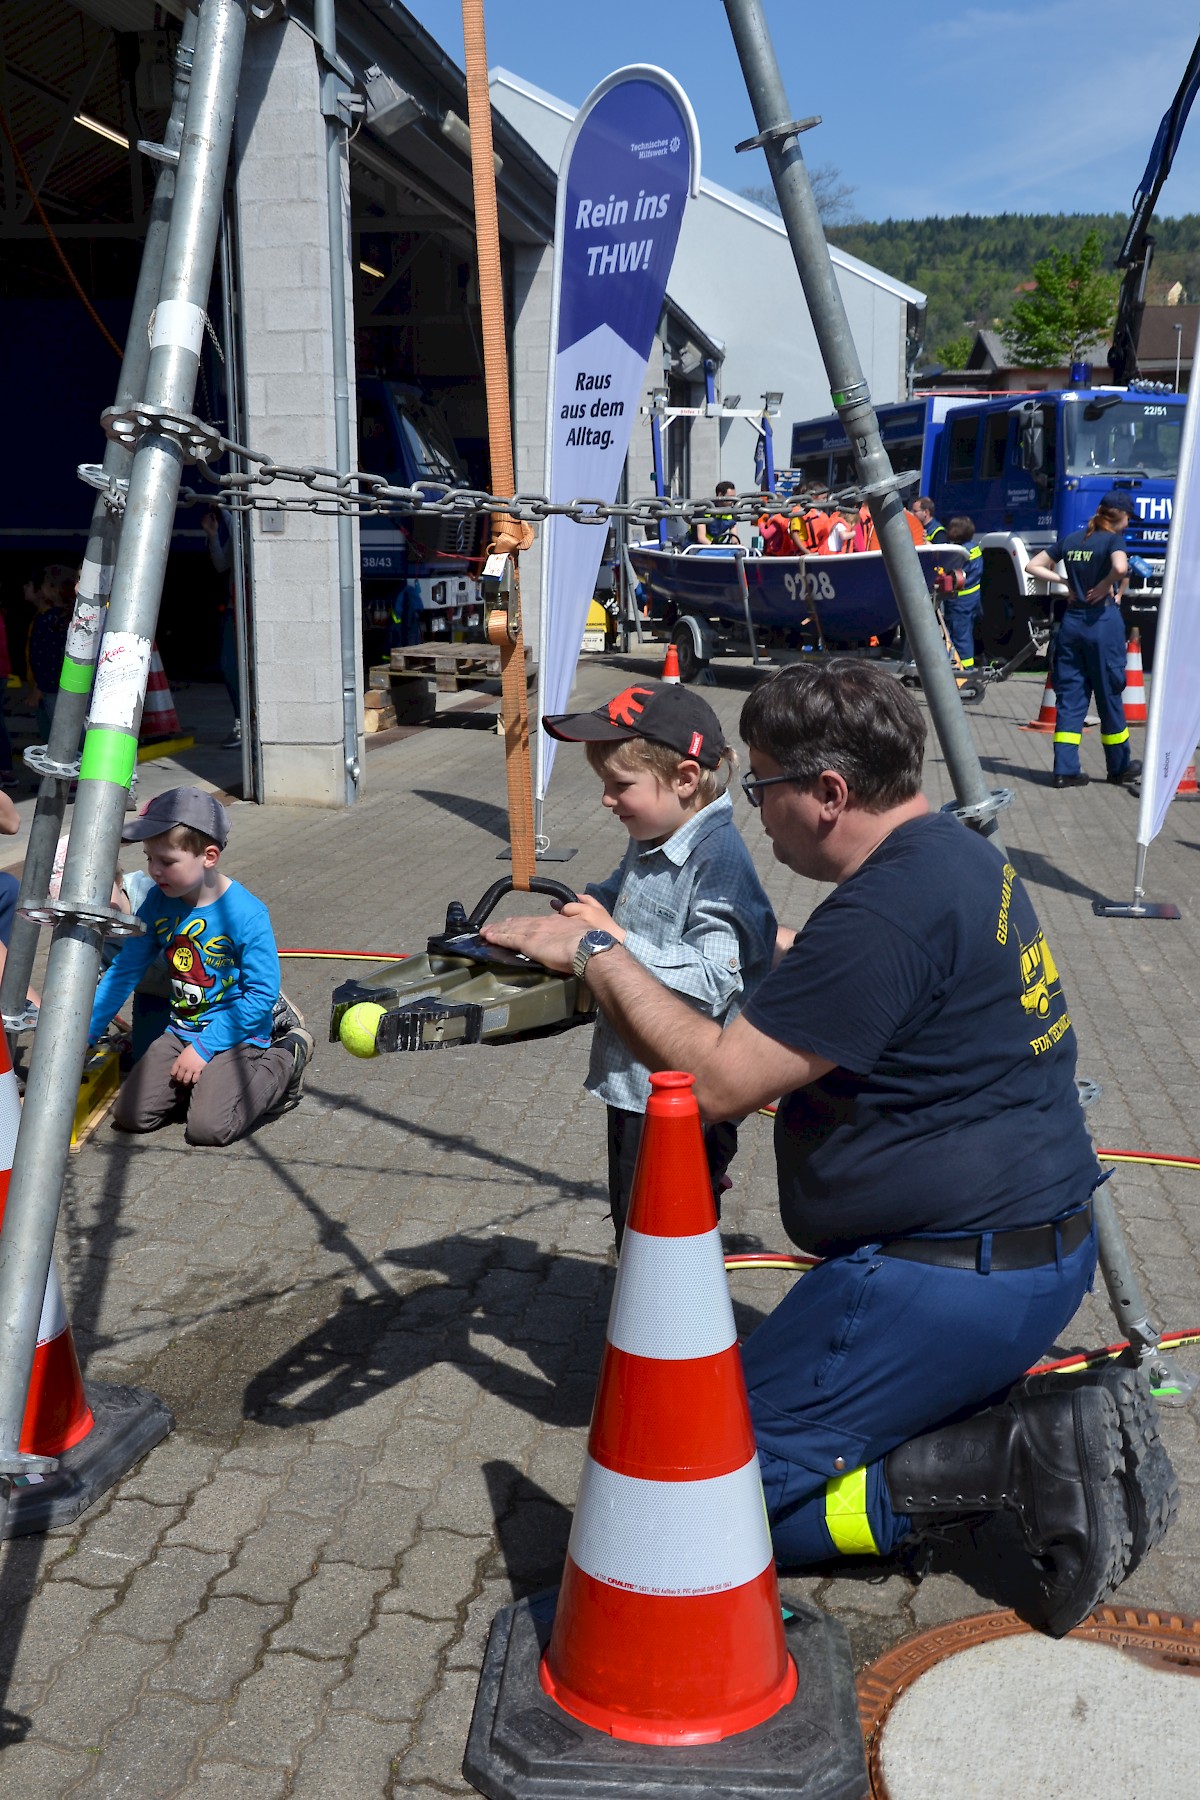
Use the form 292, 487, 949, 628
537, 68, 700, 812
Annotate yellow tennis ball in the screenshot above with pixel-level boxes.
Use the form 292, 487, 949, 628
339, 1001, 385, 1058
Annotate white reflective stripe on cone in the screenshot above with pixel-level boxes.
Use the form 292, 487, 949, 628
36, 1262, 69, 1347
608, 1227, 735, 1361
568, 1453, 772, 1596
0, 1066, 21, 1162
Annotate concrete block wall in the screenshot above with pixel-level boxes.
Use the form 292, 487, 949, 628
234, 18, 363, 807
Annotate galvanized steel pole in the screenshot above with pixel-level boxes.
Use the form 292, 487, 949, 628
723, 0, 1006, 850
0, 0, 250, 1537
723, 0, 1185, 1391
0, 12, 200, 1034
314, 0, 362, 805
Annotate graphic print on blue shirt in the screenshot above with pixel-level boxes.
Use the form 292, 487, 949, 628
743, 814, 1099, 1254
162, 919, 236, 1020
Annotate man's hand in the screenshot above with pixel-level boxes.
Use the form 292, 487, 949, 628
169, 1043, 207, 1086
481, 913, 586, 974
559, 895, 625, 941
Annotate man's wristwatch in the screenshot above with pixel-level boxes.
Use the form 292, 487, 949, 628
572, 928, 618, 981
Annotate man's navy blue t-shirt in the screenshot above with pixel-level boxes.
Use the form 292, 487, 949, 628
742, 812, 1099, 1254
1048, 528, 1125, 606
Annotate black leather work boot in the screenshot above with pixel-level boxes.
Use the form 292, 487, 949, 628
885, 1386, 1131, 1637
1024, 1366, 1177, 1573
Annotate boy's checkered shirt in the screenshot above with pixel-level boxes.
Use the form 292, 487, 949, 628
583, 790, 777, 1111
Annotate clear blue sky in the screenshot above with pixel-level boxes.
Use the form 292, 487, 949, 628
403, 1, 1200, 222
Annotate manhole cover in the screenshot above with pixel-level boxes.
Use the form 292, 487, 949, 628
857, 1608, 1200, 1799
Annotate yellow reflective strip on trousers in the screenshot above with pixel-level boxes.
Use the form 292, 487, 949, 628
825, 1465, 879, 1556
1054, 731, 1082, 745
1101, 729, 1129, 746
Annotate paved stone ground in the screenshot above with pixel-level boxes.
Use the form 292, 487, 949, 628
1, 649, 1197, 1797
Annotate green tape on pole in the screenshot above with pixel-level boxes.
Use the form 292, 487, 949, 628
59, 656, 94, 695
79, 728, 137, 788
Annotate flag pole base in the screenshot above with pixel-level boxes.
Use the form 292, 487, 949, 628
1092, 899, 1181, 919
463, 1588, 867, 1800
3, 1382, 172, 1538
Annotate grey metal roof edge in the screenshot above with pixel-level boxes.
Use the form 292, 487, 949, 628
489, 64, 576, 125
699, 182, 926, 305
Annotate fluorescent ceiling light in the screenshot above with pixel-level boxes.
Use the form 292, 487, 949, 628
359, 260, 386, 280
75, 112, 130, 150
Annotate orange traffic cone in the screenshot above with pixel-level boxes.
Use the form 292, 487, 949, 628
1176, 761, 1198, 798
0, 1036, 93, 1459
539, 1070, 796, 1745
660, 642, 681, 684
140, 643, 181, 740
1021, 671, 1057, 732
1123, 632, 1147, 725
0, 1030, 171, 1538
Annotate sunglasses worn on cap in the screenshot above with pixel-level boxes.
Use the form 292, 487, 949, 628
740, 771, 802, 809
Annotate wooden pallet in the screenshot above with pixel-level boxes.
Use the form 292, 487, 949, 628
389, 642, 532, 693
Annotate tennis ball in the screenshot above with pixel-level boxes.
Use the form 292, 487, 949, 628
339, 1001, 385, 1058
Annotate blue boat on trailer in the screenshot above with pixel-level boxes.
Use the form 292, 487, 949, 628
627, 541, 965, 681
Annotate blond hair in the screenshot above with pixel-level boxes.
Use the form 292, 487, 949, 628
584, 734, 735, 807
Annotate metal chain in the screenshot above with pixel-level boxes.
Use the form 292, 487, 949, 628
98, 401, 907, 527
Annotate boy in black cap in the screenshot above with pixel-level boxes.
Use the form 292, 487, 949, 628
544, 681, 776, 1244
88, 785, 314, 1145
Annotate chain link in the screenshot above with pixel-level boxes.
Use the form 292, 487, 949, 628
105, 403, 886, 527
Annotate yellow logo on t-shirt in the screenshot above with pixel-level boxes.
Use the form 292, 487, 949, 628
1019, 929, 1071, 1053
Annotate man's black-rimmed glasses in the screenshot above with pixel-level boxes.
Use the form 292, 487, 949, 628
740, 771, 800, 809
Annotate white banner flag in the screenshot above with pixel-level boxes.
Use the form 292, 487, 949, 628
536, 67, 700, 817
1136, 319, 1200, 850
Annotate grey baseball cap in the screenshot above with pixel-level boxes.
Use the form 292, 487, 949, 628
121, 786, 230, 849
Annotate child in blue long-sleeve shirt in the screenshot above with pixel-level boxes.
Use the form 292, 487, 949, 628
89, 786, 314, 1145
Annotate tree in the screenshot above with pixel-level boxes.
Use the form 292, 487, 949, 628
1002, 230, 1119, 367
933, 333, 974, 370
739, 163, 860, 228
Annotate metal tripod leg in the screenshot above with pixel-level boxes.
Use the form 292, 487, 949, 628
0, 0, 252, 1543
0, 12, 200, 1037
1094, 1183, 1199, 1405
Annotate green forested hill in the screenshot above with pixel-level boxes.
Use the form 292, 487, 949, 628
824, 213, 1200, 361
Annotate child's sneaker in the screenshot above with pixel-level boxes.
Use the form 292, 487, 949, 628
271, 993, 305, 1041
276, 1027, 314, 1114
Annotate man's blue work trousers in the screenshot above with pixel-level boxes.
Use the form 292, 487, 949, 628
944, 595, 980, 668
741, 1221, 1097, 1567
1052, 604, 1130, 778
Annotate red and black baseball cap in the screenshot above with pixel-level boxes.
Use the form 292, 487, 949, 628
543, 681, 728, 770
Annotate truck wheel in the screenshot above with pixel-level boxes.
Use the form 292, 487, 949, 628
671, 623, 707, 684
979, 557, 1033, 660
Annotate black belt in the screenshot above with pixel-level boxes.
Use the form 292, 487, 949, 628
879, 1205, 1092, 1272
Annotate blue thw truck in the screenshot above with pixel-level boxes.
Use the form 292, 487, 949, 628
790, 384, 1184, 658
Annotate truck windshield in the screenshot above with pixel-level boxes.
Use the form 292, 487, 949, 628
390, 394, 461, 484
1063, 401, 1182, 478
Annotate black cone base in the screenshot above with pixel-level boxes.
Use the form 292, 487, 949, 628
463, 1588, 868, 1800
4, 1382, 173, 1538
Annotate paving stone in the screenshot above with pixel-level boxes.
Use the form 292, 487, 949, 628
149, 1596, 285, 1701
98, 1548, 227, 1643
205, 1651, 341, 1767
330, 1612, 452, 1723
270, 1563, 390, 1658
212, 1508, 332, 1603
385, 1532, 490, 1622
66, 1691, 222, 1799
116, 1437, 224, 1508
190, 1764, 289, 1799
0, 1740, 99, 1793
31, 1633, 162, 1747
57, 1499, 178, 1589
165, 1472, 283, 1555
0, 1576, 116, 1682
322, 1484, 425, 1570
289, 1709, 408, 1798
388, 1665, 478, 1793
